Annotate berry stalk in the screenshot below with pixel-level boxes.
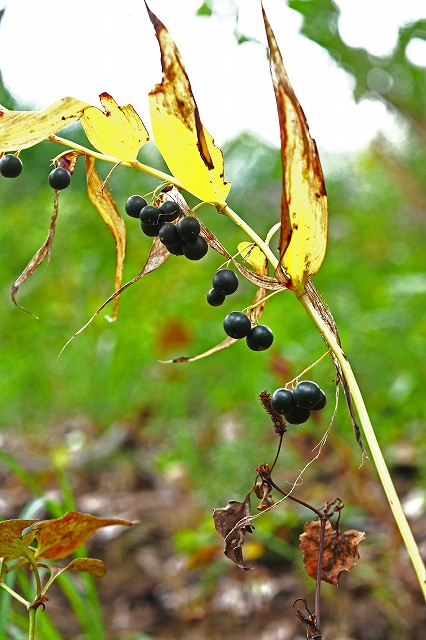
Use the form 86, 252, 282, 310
298, 288, 426, 601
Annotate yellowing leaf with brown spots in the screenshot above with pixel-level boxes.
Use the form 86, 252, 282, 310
35, 512, 135, 560
0, 97, 90, 151
262, 6, 328, 292
81, 93, 149, 161
86, 156, 126, 321
146, 4, 230, 205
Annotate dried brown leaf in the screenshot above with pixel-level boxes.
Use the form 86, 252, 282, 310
213, 494, 253, 570
86, 156, 126, 321
11, 191, 60, 315
59, 557, 106, 578
300, 520, 365, 585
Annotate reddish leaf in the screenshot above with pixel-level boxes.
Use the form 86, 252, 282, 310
300, 520, 365, 585
11, 191, 60, 316
34, 512, 135, 560
213, 494, 253, 570
0, 519, 38, 559
56, 557, 106, 578
86, 156, 126, 321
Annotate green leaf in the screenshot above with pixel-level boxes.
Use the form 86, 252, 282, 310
196, 1, 213, 17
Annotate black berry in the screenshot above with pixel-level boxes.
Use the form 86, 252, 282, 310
223, 312, 251, 339
207, 288, 225, 306
0, 154, 23, 178
246, 325, 274, 351
284, 405, 311, 425
293, 381, 323, 409
48, 167, 71, 190
158, 200, 181, 222
141, 221, 161, 237
125, 194, 147, 218
212, 269, 239, 295
139, 205, 159, 225
271, 388, 296, 415
176, 216, 201, 242
183, 236, 208, 260
166, 242, 184, 256
312, 389, 327, 411
159, 222, 181, 246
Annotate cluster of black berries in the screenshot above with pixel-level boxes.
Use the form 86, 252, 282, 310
271, 380, 326, 424
125, 194, 208, 260
207, 269, 274, 351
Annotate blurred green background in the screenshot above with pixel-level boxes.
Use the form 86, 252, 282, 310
0, 1, 425, 639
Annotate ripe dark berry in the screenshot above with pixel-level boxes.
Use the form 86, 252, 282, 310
207, 288, 225, 307
0, 154, 23, 178
166, 242, 184, 256
271, 388, 296, 415
223, 312, 251, 339
293, 380, 323, 409
312, 389, 327, 411
158, 200, 181, 222
141, 221, 161, 237
139, 205, 159, 225
212, 269, 239, 295
183, 236, 208, 260
125, 194, 147, 218
284, 406, 311, 425
176, 216, 201, 242
246, 324, 274, 351
48, 167, 71, 190
159, 222, 181, 246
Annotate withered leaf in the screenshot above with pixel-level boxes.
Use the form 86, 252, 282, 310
86, 156, 126, 321
35, 512, 135, 560
213, 493, 253, 570
11, 190, 60, 315
0, 519, 38, 559
0, 97, 90, 151
300, 520, 365, 585
146, 3, 230, 205
262, 5, 328, 293
293, 598, 322, 639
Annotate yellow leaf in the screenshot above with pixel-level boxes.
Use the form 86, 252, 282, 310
81, 93, 149, 162
238, 242, 268, 275
0, 97, 90, 151
86, 156, 126, 321
262, 6, 328, 293
147, 4, 230, 205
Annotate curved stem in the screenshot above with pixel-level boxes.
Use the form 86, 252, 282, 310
49, 135, 185, 189
222, 204, 279, 267
299, 289, 426, 600
0, 582, 30, 608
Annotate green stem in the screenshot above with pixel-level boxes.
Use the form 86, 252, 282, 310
28, 607, 36, 640
0, 582, 30, 608
299, 289, 426, 600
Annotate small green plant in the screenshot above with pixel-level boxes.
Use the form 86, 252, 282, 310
0, 512, 134, 640
0, 1, 424, 636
